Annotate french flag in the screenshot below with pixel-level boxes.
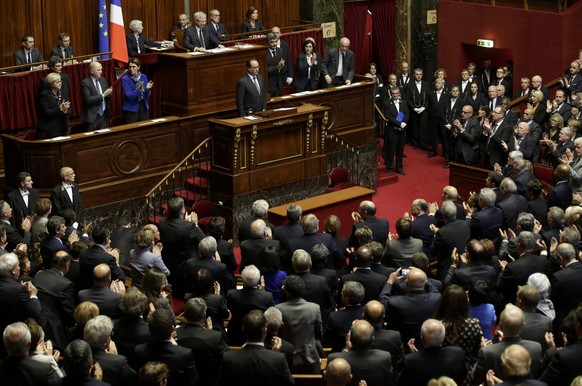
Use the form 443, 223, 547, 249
109, 0, 128, 66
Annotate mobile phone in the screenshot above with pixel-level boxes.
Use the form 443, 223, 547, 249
401, 269, 410, 278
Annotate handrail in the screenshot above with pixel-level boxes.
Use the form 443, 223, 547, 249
224, 20, 319, 41
327, 132, 360, 155
144, 137, 212, 197
0, 52, 113, 73
509, 77, 562, 109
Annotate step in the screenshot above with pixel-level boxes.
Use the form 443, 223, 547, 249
174, 189, 207, 204
186, 176, 209, 194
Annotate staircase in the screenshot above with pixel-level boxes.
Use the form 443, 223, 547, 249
376, 137, 399, 187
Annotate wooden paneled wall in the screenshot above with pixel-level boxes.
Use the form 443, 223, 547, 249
0, 0, 300, 68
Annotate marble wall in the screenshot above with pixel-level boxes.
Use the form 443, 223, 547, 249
300, 0, 343, 49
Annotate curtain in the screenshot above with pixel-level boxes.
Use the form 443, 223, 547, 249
344, 2, 371, 75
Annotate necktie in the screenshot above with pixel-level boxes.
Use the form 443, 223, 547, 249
342, 53, 348, 80
62, 47, 66, 58
253, 76, 260, 94
271, 49, 276, 58
27, 51, 31, 64
94, 79, 105, 116
198, 29, 204, 48
437, 91, 441, 102
489, 100, 494, 110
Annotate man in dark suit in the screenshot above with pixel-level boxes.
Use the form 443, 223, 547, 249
497, 177, 529, 232
288, 214, 344, 270
13, 34, 44, 71
477, 58, 492, 93
113, 287, 151, 359
472, 305, 542, 384
409, 199, 438, 260
380, 268, 441, 347
546, 89, 572, 124
466, 188, 504, 247
321, 37, 355, 87
397, 61, 411, 90
339, 246, 387, 306
80, 61, 112, 130
134, 309, 198, 386
40, 216, 71, 269
109, 217, 136, 266
158, 197, 205, 298
273, 204, 303, 258
238, 199, 274, 243
187, 236, 234, 293
32, 251, 75, 350
531, 75, 550, 101
126, 19, 161, 55
0, 253, 41, 354
77, 264, 123, 318
79, 226, 124, 288
515, 76, 531, 99
451, 105, 481, 166
328, 320, 394, 386
363, 300, 405, 376
84, 315, 137, 386
265, 32, 289, 97
398, 319, 465, 386
50, 167, 83, 224
50, 33, 74, 59
431, 200, 471, 280
184, 11, 223, 52
0, 322, 58, 385
348, 200, 389, 248
177, 298, 227, 386
516, 285, 552, 351
546, 164, 573, 210
406, 68, 430, 150
236, 59, 267, 116
240, 219, 280, 273
539, 304, 582, 386
550, 243, 582, 337
208, 9, 229, 41
507, 123, 539, 165
497, 231, 547, 306
383, 86, 409, 174
324, 281, 364, 352
428, 78, 450, 158
6, 171, 38, 230
458, 69, 471, 99
226, 265, 274, 346
443, 239, 498, 290
61, 339, 110, 386
271, 26, 293, 82
482, 105, 513, 169
0, 200, 32, 252
218, 310, 293, 386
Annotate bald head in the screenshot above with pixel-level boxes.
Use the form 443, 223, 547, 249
349, 320, 374, 350
92, 263, 111, 286
421, 319, 446, 347
442, 186, 458, 201
406, 267, 427, 291
501, 344, 531, 377
355, 246, 373, 267
325, 358, 352, 386
555, 164, 571, 182
363, 300, 385, 326
500, 304, 525, 337
359, 200, 377, 217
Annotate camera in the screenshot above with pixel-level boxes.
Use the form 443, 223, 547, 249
401, 269, 410, 278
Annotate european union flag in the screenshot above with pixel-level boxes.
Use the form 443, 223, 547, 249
98, 0, 110, 58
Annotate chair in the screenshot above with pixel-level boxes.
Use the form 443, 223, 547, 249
23, 129, 37, 140
328, 167, 358, 192
191, 199, 216, 231
173, 29, 189, 53
109, 115, 126, 127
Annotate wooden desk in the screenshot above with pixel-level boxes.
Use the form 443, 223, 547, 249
159, 45, 267, 116
209, 103, 330, 198
269, 186, 375, 237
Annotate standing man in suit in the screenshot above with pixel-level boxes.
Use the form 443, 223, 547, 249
240, 219, 280, 273
78, 264, 124, 319
550, 243, 582, 338
383, 86, 409, 174
531, 75, 550, 101
429, 78, 450, 158
7, 172, 38, 230
324, 280, 364, 352
218, 310, 294, 386
477, 57, 492, 93
14, 34, 44, 71
158, 197, 205, 298
273, 204, 303, 256
561, 60, 582, 98
50, 33, 74, 60
208, 9, 229, 41
321, 37, 355, 87
51, 166, 83, 223
184, 11, 223, 52
236, 59, 267, 116
481, 105, 513, 169
515, 76, 531, 99
451, 105, 481, 166
238, 199, 275, 243
506, 122, 539, 164
170, 13, 191, 40
272, 26, 293, 85
397, 61, 411, 90
81, 61, 112, 130
126, 19, 161, 55
79, 227, 125, 288
409, 199, 438, 260
406, 68, 430, 150
546, 89, 572, 124
545, 164, 573, 210
187, 236, 234, 293
265, 32, 288, 97
349, 200, 390, 248
0, 200, 32, 252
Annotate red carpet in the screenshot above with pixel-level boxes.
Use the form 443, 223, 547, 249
373, 144, 450, 227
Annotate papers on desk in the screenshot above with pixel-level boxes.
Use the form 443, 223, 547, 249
82, 128, 111, 136
243, 115, 260, 120
188, 51, 205, 56
138, 118, 168, 126
234, 44, 254, 49
207, 47, 236, 53
151, 118, 167, 123
44, 136, 71, 141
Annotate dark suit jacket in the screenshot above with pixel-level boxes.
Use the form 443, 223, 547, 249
497, 252, 548, 304
79, 245, 125, 289
0, 276, 42, 347
521, 311, 552, 350
32, 268, 76, 349
472, 337, 542, 385
91, 348, 137, 386
186, 256, 234, 293
406, 80, 430, 109
273, 222, 303, 256
218, 344, 293, 386
109, 226, 136, 266
431, 218, 471, 276
340, 269, 386, 306
371, 327, 405, 374
468, 205, 504, 246
444, 264, 497, 290
266, 46, 288, 96
1, 220, 31, 252
37, 87, 70, 139
236, 73, 267, 116
237, 215, 275, 243
497, 192, 529, 232
240, 238, 280, 273
80, 76, 112, 123
293, 52, 320, 91
126, 33, 160, 55
546, 181, 573, 210
226, 287, 274, 345
550, 261, 582, 330
177, 323, 227, 386
0, 356, 58, 386
398, 346, 465, 386
397, 73, 411, 89
321, 48, 355, 84
7, 188, 38, 230
50, 183, 83, 223
40, 236, 68, 269
13, 47, 44, 68
508, 135, 539, 163
288, 232, 343, 270
539, 339, 582, 386
50, 45, 74, 59
328, 348, 394, 386
77, 286, 122, 318
348, 216, 390, 248
456, 116, 482, 165
183, 26, 220, 51
324, 305, 363, 352
134, 340, 198, 386
412, 214, 438, 259
483, 119, 513, 167
208, 22, 229, 40
113, 316, 151, 359
514, 170, 536, 196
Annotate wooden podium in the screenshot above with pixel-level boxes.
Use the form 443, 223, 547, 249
208, 103, 331, 198
158, 45, 267, 116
